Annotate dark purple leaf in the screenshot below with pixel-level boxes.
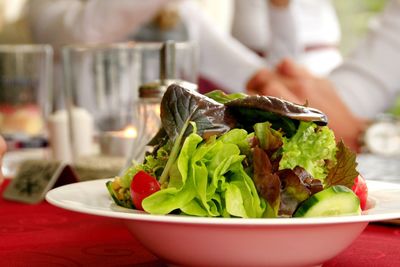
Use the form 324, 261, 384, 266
161, 84, 235, 141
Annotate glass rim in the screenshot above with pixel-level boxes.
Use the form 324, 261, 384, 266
135, 41, 197, 50
62, 41, 196, 53
62, 41, 136, 52
0, 44, 53, 54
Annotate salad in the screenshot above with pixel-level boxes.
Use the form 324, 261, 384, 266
107, 84, 367, 218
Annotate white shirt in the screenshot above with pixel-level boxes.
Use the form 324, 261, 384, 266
330, 0, 400, 119
231, 0, 342, 76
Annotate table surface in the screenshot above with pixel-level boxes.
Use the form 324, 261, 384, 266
1, 179, 400, 267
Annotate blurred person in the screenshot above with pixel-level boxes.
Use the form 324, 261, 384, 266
231, 0, 342, 76
195, 0, 234, 34
247, 0, 400, 151
0, 135, 6, 184
26, 0, 342, 95
26, 0, 266, 94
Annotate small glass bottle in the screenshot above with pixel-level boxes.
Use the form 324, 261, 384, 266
137, 81, 165, 150
122, 41, 197, 170
132, 79, 197, 162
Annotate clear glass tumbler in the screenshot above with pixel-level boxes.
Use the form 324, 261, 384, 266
0, 44, 53, 177
62, 42, 141, 164
0, 44, 53, 140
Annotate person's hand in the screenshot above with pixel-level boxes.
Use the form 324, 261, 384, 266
247, 59, 368, 151
0, 136, 6, 184
269, 0, 290, 8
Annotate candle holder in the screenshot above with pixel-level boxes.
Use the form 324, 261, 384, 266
99, 125, 138, 158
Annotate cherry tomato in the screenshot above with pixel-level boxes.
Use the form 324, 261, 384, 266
352, 174, 368, 210
130, 171, 160, 210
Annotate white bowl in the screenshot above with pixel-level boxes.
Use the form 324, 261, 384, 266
46, 179, 400, 267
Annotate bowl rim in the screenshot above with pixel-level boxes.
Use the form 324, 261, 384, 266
45, 178, 400, 226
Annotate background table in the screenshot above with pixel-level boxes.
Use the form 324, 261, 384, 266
1, 179, 399, 267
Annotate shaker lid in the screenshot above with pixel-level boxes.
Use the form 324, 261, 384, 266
139, 41, 198, 99
139, 79, 197, 98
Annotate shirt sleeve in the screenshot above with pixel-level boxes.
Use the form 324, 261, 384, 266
292, 0, 342, 76
330, 0, 400, 119
178, 1, 266, 93
267, 3, 300, 67
27, 0, 171, 47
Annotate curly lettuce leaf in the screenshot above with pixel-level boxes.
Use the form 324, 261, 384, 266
279, 121, 337, 180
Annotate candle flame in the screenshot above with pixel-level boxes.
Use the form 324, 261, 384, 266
154, 105, 161, 117
123, 125, 138, 138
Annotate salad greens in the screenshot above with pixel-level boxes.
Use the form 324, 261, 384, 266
143, 127, 265, 217
107, 84, 359, 218
279, 121, 337, 181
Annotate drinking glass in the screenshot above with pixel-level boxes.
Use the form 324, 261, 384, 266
62, 41, 198, 179
61, 42, 141, 169
0, 44, 53, 139
0, 44, 53, 177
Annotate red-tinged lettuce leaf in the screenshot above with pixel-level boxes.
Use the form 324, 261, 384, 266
225, 95, 327, 137
226, 95, 328, 124
147, 127, 168, 147
253, 146, 281, 217
161, 84, 235, 141
277, 167, 323, 217
324, 141, 359, 188
158, 84, 236, 186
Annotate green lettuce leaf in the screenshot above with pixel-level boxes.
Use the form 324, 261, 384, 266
143, 129, 265, 218
225, 183, 247, 217
205, 90, 247, 104
253, 121, 283, 152
227, 161, 266, 218
218, 128, 252, 158
141, 133, 202, 214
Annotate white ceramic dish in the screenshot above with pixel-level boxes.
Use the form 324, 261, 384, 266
46, 179, 400, 267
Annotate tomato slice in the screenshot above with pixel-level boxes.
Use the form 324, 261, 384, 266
130, 171, 160, 210
351, 174, 368, 210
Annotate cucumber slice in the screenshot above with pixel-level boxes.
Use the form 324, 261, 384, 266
294, 185, 361, 218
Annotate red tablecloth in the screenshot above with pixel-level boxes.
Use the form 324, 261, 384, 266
1, 180, 399, 267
